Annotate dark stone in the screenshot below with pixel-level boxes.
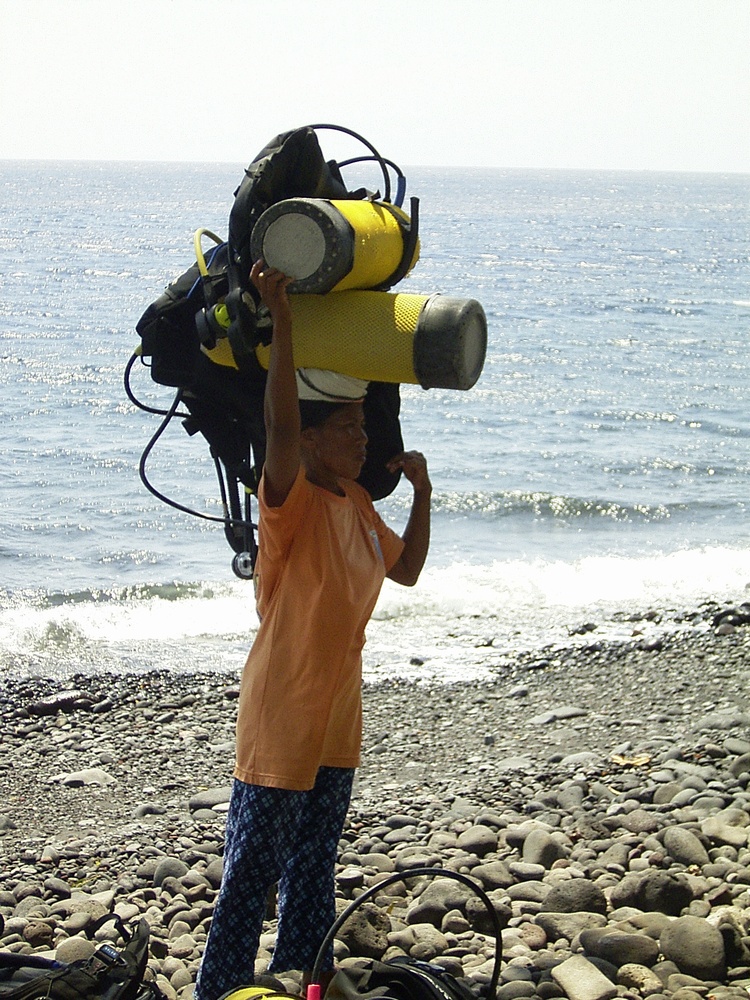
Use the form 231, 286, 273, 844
337, 902, 390, 959
465, 894, 511, 936
541, 880, 607, 915
609, 869, 693, 915
28, 690, 95, 715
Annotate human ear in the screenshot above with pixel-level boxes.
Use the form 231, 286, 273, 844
300, 426, 321, 454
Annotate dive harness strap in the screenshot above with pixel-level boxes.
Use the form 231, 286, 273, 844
373, 196, 420, 292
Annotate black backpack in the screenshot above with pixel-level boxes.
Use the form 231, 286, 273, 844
0, 918, 157, 1000
127, 125, 410, 577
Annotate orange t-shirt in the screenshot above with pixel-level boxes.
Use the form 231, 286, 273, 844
234, 468, 404, 791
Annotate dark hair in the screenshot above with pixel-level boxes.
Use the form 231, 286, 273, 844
299, 399, 350, 430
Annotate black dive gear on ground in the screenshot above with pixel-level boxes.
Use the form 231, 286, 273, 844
0, 916, 158, 1000
127, 125, 409, 577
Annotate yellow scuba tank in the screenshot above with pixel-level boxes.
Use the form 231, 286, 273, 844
203, 289, 487, 391
217, 988, 298, 1000
250, 198, 419, 294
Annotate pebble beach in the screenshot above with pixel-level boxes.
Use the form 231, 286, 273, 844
3, 599, 750, 1000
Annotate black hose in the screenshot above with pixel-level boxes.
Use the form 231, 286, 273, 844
336, 154, 407, 208
124, 352, 190, 419
137, 389, 256, 531
309, 866, 503, 998
308, 124, 397, 204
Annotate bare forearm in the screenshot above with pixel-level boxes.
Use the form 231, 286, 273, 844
264, 311, 299, 439
385, 450, 432, 586
396, 486, 432, 586
251, 263, 299, 505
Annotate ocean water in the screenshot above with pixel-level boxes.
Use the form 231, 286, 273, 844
1, 159, 749, 682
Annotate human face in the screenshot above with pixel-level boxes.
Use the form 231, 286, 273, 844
307, 401, 368, 482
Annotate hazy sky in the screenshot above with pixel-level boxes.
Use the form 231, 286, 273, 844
1, 0, 748, 172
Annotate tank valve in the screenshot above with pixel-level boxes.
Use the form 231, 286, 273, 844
232, 551, 255, 579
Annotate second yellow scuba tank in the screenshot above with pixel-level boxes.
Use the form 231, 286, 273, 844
204, 288, 487, 391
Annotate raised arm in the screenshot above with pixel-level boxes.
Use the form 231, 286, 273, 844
251, 261, 298, 508
385, 451, 432, 587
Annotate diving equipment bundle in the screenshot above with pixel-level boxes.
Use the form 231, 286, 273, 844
126, 124, 487, 577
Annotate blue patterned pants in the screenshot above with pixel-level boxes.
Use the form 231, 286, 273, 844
194, 766, 355, 1000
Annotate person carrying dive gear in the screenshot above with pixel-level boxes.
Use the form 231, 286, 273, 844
194, 262, 432, 999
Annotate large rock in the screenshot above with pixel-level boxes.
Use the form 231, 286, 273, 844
51, 890, 115, 925
60, 768, 115, 787
701, 814, 749, 847
465, 892, 511, 935
535, 911, 608, 943
55, 937, 97, 964
706, 904, 750, 966
456, 824, 498, 857
660, 915, 727, 982
551, 955, 618, 1000
616, 963, 664, 996
188, 787, 232, 812
608, 870, 693, 915
523, 828, 567, 868
406, 878, 474, 927
29, 690, 96, 715
540, 879, 607, 915
616, 911, 672, 940
153, 858, 190, 887
580, 929, 660, 968
387, 922, 450, 961
470, 860, 514, 890
204, 857, 224, 889
23, 921, 54, 947
663, 827, 710, 867
338, 902, 390, 959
